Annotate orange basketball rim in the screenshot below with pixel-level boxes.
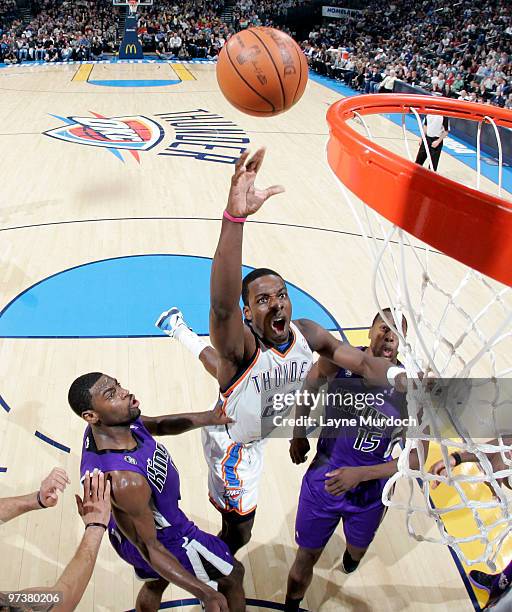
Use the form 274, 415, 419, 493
326, 94, 512, 287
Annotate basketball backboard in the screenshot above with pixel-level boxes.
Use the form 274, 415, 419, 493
112, 0, 153, 5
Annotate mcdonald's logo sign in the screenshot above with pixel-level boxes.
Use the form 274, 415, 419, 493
125, 43, 137, 55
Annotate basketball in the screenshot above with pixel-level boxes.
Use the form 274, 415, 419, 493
216, 27, 308, 117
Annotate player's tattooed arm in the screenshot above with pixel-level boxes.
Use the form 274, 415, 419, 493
295, 318, 403, 388
142, 407, 233, 436
109, 472, 228, 609
210, 148, 284, 389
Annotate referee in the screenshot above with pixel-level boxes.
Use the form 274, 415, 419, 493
415, 113, 449, 172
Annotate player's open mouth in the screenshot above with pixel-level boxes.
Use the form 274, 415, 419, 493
271, 317, 286, 334
131, 396, 140, 409
382, 347, 394, 358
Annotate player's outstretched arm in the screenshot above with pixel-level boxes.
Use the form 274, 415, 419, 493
210, 149, 284, 386
110, 472, 228, 611
429, 439, 512, 491
295, 319, 405, 389
142, 406, 233, 436
50, 470, 111, 611
0, 467, 70, 524
8, 470, 110, 612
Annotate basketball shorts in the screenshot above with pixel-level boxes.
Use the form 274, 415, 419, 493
109, 521, 234, 586
294, 467, 387, 550
201, 425, 267, 516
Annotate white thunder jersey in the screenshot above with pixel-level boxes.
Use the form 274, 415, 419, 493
219, 322, 314, 444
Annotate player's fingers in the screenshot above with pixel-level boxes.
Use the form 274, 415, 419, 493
104, 478, 112, 502
97, 471, 105, 500
325, 470, 340, 478
75, 494, 84, 515
263, 185, 285, 200
51, 474, 69, 489
247, 147, 266, 173
50, 481, 67, 493
51, 468, 71, 483
430, 467, 447, 488
232, 166, 246, 184
235, 149, 250, 172
91, 470, 100, 503
428, 461, 443, 475
83, 470, 91, 499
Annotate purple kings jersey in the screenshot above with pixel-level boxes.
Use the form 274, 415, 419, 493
80, 417, 195, 540
307, 348, 407, 508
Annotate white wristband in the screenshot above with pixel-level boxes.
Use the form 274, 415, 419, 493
387, 366, 406, 388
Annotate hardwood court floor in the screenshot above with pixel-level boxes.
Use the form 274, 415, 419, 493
1, 60, 510, 611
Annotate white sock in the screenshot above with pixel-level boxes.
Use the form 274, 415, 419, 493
174, 325, 208, 359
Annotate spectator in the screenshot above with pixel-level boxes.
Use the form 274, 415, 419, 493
301, 0, 511, 110
379, 68, 397, 93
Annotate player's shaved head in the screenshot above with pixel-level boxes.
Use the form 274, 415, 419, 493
242, 268, 284, 305
68, 372, 103, 416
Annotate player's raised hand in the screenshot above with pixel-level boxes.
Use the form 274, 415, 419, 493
39, 467, 71, 508
226, 148, 284, 218
289, 437, 310, 464
75, 469, 111, 527
324, 466, 365, 496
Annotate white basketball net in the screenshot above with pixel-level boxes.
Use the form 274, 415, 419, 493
330, 106, 512, 569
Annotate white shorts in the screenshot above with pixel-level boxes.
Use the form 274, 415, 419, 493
201, 425, 267, 516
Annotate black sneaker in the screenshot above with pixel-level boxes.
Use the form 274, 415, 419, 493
341, 549, 360, 574
469, 568, 512, 609
469, 570, 494, 595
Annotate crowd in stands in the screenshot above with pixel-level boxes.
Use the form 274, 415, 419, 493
231, 0, 300, 31
0, 0, 236, 62
302, 0, 512, 109
0, 0, 299, 63
0, 0, 120, 63
0, 0, 510, 109
138, 0, 231, 59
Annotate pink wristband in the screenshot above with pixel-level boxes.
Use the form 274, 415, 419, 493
223, 210, 247, 223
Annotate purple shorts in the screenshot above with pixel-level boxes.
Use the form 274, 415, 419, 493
295, 468, 387, 550
109, 522, 234, 583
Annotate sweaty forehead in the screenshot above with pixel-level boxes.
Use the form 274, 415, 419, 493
249, 275, 286, 297
90, 374, 115, 396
